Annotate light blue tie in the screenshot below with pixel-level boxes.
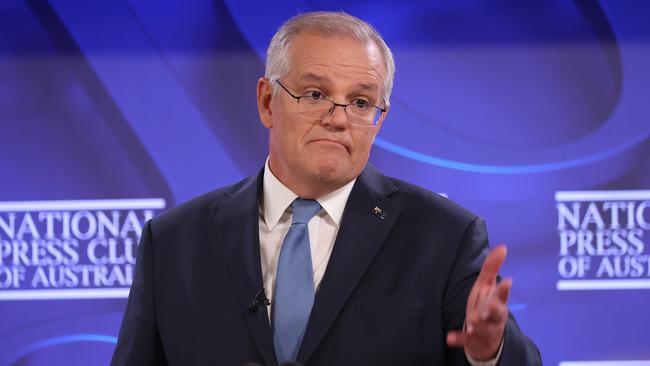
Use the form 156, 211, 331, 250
273, 198, 322, 363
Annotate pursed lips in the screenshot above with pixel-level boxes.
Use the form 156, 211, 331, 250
308, 138, 350, 152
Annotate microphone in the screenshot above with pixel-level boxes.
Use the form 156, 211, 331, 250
248, 288, 270, 312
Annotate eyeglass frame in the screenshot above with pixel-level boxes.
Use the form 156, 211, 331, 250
274, 79, 387, 127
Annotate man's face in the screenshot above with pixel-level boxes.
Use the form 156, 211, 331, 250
257, 32, 388, 198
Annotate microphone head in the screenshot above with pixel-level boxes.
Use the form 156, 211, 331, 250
278, 362, 303, 366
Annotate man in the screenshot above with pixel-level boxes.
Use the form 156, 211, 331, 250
112, 11, 541, 366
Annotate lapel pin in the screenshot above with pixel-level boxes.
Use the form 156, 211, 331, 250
372, 206, 386, 220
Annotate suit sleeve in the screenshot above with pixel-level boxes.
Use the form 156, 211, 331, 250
111, 220, 168, 366
442, 217, 542, 365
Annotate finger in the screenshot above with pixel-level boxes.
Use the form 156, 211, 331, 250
465, 310, 480, 334
482, 295, 509, 324
467, 246, 507, 312
446, 330, 468, 348
496, 277, 512, 304
480, 278, 512, 318
468, 282, 497, 330
466, 281, 485, 315
475, 281, 511, 324
466, 285, 483, 315
476, 244, 507, 286
469, 271, 498, 313
477, 286, 498, 321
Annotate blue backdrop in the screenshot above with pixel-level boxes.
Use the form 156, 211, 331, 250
1, 1, 649, 365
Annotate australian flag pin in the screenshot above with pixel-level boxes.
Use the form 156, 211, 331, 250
372, 206, 386, 220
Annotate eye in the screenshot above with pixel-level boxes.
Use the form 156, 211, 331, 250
352, 99, 369, 109
305, 90, 324, 100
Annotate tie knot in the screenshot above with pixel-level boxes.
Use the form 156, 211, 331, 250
290, 198, 321, 224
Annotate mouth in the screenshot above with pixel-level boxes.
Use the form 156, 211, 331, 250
309, 139, 349, 152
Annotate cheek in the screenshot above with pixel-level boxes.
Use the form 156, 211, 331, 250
352, 133, 376, 158
272, 121, 311, 159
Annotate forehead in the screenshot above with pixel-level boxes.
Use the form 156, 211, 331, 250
285, 32, 385, 91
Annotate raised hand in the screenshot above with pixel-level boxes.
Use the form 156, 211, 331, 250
446, 245, 512, 361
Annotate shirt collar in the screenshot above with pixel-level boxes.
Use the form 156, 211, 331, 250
262, 157, 356, 230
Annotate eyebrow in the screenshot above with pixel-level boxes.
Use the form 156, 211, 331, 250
298, 73, 329, 83
356, 83, 378, 93
298, 73, 379, 93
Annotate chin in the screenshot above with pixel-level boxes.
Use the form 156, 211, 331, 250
312, 160, 355, 185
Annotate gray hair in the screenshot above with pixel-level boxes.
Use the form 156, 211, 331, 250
265, 11, 395, 104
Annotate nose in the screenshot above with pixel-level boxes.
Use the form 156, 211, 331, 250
322, 103, 348, 129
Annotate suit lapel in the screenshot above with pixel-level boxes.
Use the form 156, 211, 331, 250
298, 165, 401, 364
211, 171, 277, 366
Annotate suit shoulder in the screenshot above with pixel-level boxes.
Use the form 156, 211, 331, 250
386, 175, 477, 225
151, 175, 255, 231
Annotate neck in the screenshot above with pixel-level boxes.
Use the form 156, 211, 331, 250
268, 159, 345, 199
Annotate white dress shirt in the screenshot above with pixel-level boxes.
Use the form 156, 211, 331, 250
259, 159, 355, 307
257, 159, 501, 365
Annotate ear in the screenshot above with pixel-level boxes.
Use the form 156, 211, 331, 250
257, 77, 273, 129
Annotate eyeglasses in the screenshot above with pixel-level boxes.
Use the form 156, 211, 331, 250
275, 80, 386, 127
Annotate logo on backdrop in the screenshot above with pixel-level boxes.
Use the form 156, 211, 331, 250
0, 199, 165, 300
555, 190, 650, 290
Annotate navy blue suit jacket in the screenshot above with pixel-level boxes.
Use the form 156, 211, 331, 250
111, 165, 541, 365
